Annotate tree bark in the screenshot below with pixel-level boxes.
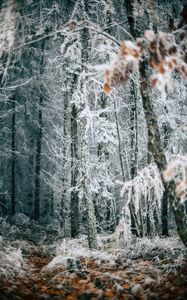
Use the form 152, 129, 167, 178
11, 94, 16, 215
70, 102, 80, 238
33, 94, 43, 220
113, 96, 140, 236
33, 40, 45, 220
140, 60, 187, 246
161, 122, 170, 236
80, 25, 97, 249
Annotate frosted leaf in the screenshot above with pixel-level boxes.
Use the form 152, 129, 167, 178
144, 30, 155, 42
102, 30, 187, 95
103, 41, 140, 94
163, 155, 187, 202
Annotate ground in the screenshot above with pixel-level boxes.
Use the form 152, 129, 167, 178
0, 243, 187, 300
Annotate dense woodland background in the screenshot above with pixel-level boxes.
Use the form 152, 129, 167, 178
1, 1, 187, 299
0, 0, 187, 248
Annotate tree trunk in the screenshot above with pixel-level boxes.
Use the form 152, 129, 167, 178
130, 81, 143, 237
70, 103, 80, 238
161, 122, 170, 236
162, 190, 169, 236
113, 97, 140, 236
11, 94, 16, 215
33, 40, 45, 220
80, 25, 97, 249
140, 60, 187, 246
33, 94, 43, 220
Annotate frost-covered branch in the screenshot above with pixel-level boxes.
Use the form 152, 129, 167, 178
120, 163, 164, 214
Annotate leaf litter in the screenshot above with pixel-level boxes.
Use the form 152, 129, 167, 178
0, 235, 187, 299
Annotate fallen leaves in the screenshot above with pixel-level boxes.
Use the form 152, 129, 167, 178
0, 249, 187, 300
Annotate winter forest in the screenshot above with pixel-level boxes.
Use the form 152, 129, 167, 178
0, 0, 187, 299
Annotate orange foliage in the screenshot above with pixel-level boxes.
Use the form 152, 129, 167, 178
103, 82, 112, 94
103, 29, 187, 94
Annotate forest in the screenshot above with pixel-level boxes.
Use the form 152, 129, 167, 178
0, 0, 187, 299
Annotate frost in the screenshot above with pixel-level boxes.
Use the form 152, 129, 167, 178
163, 155, 187, 202
43, 235, 117, 275
42, 256, 71, 274
131, 283, 142, 295
103, 29, 187, 95
112, 216, 132, 247
0, 0, 18, 57
103, 41, 140, 94
120, 163, 164, 212
0, 237, 25, 279
144, 276, 154, 285
123, 236, 184, 260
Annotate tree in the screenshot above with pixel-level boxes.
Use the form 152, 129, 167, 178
102, 27, 187, 246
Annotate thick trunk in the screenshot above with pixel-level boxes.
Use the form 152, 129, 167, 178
80, 25, 98, 249
130, 81, 142, 236
61, 90, 72, 235
162, 190, 169, 236
33, 39, 46, 220
161, 122, 170, 236
140, 61, 187, 246
11, 94, 16, 215
60, 92, 69, 230
33, 94, 43, 220
70, 103, 79, 238
114, 97, 140, 236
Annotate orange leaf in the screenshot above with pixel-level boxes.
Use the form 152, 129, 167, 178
158, 63, 166, 74
103, 83, 112, 94
151, 78, 158, 87
103, 70, 111, 84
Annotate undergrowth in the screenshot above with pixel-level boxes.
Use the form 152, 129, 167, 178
0, 214, 186, 282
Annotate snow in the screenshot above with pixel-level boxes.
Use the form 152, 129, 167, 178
120, 163, 164, 213
0, 0, 18, 57
40, 233, 186, 285
0, 236, 25, 279
163, 155, 187, 202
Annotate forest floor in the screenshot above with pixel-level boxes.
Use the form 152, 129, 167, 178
0, 242, 187, 300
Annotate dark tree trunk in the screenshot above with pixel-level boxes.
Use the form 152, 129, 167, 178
33, 38, 46, 220
60, 92, 69, 230
33, 94, 43, 220
130, 81, 142, 237
114, 96, 140, 236
50, 190, 54, 217
162, 189, 169, 236
80, 23, 97, 249
124, 0, 187, 244
70, 103, 80, 238
11, 94, 16, 215
161, 122, 170, 236
140, 60, 187, 246
146, 201, 151, 236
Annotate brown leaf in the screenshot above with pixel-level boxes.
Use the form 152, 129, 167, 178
103, 83, 112, 94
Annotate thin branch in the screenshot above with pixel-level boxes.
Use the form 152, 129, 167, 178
9, 22, 120, 53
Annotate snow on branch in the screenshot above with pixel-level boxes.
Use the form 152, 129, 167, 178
0, 0, 18, 58
120, 163, 164, 214
103, 29, 187, 94
163, 155, 187, 202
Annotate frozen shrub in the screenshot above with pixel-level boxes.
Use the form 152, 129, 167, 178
0, 236, 26, 280
0, 217, 19, 239
123, 236, 184, 259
